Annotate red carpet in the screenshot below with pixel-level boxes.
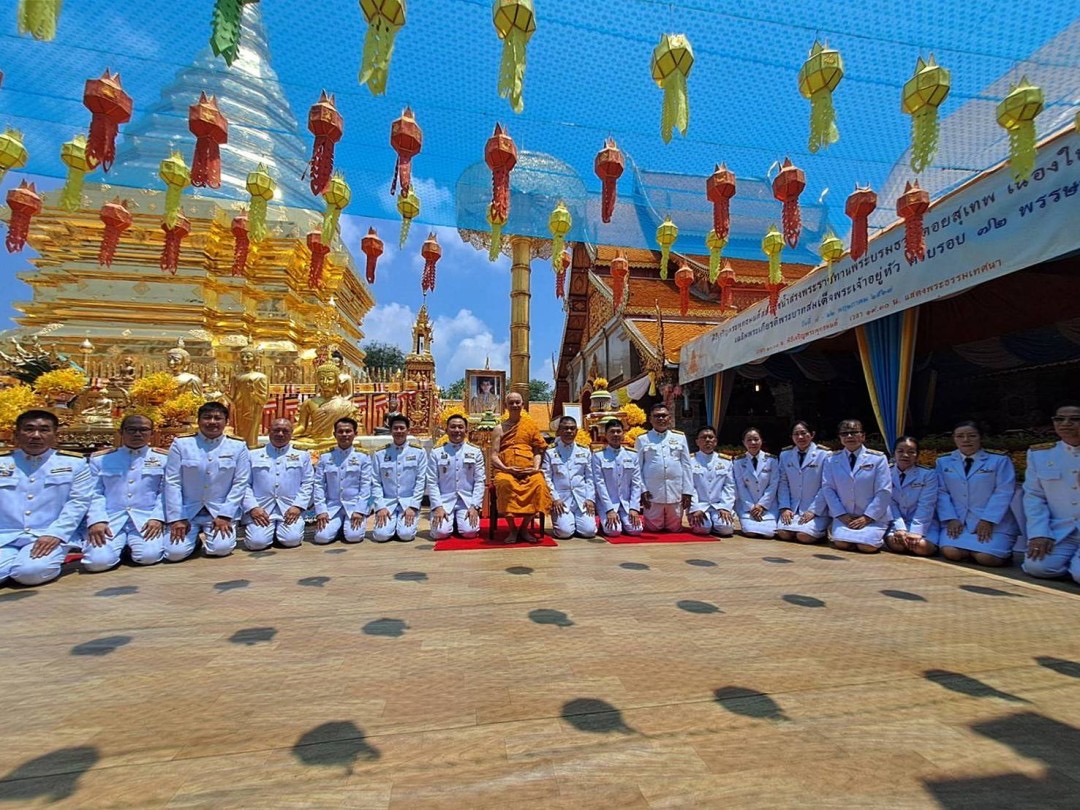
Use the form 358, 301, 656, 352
434, 519, 558, 551
604, 530, 722, 545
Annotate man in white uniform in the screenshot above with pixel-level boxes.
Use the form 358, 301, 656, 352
591, 419, 643, 537
313, 417, 372, 544
687, 426, 736, 537
242, 418, 313, 550
542, 416, 597, 539
427, 414, 486, 541
1023, 403, 1080, 583
372, 415, 427, 542
635, 404, 693, 531
820, 419, 892, 552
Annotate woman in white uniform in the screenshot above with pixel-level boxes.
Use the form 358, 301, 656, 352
776, 420, 830, 544
733, 427, 779, 538
883, 435, 938, 556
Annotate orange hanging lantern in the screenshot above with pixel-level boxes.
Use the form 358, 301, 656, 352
389, 106, 422, 196
361, 226, 384, 284
674, 263, 694, 316
717, 260, 736, 311
485, 123, 517, 224
230, 214, 249, 276
594, 138, 624, 224
897, 180, 930, 265
845, 186, 877, 261
420, 231, 442, 294
610, 251, 629, 311
160, 214, 191, 275
306, 230, 330, 289
307, 91, 344, 196
772, 158, 805, 248
4, 180, 41, 253
705, 163, 736, 241
98, 197, 132, 267
189, 93, 228, 189
556, 249, 570, 299
83, 69, 133, 172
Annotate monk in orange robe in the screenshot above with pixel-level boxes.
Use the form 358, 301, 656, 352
491, 392, 552, 543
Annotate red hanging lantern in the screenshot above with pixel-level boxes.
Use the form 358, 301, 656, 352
610, 251, 629, 311
771, 157, 806, 248
845, 186, 877, 261
230, 214, 249, 276
361, 226, 384, 284
717, 259, 736, 311
705, 163, 736, 241
420, 232, 442, 294
307, 91, 343, 197
485, 123, 517, 224
159, 214, 191, 275
897, 180, 930, 265
674, 263, 694, 316
306, 230, 330, 289
98, 197, 132, 266
389, 106, 422, 197
82, 70, 132, 172
594, 137, 624, 224
4, 180, 41, 253
189, 92, 228, 189
555, 249, 570, 299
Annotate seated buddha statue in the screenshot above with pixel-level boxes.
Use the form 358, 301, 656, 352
292, 362, 359, 452
166, 341, 204, 398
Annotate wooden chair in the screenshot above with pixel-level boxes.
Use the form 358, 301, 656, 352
487, 484, 546, 541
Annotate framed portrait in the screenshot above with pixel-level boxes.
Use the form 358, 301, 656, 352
561, 403, 583, 425
465, 369, 505, 415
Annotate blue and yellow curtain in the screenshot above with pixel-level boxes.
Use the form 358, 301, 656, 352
855, 307, 919, 452
703, 369, 735, 430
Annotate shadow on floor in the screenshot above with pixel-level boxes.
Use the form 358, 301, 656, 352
213, 579, 250, 592
959, 584, 1026, 598
782, 594, 825, 608
881, 589, 928, 602
813, 554, 848, 561
298, 576, 331, 587
561, 698, 635, 734
229, 627, 277, 646
393, 571, 428, 583
1035, 656, 1080, 679
923, 669, 1030, 704
249, 550, 277, 558
0, 746, 100, 802
324, 548, 348, 554
686, 559, 717, 568
0, 590, 37, 602
506, 566, 534, 575
713, 686, 789, 722
70, 636, 132, 656
94, 585, 138, 597
762, 557, 793, 564
619, 562, 649, 571
676, 599, 722, 614
528, 609, 574, 628
362, 618, 408, 637
292, 721, 380, 773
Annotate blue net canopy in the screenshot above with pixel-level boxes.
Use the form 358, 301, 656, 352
2, 0, 1077, 261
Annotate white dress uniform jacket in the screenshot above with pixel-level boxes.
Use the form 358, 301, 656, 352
935, 449, 1018, 558
777, 444, 830, 537
313, 446, 372, 543
689, 451, 736, 536
591, 445, 643, 536
241, 443, 314, 549
426, 441, 486, 540
733, 451, 780, 537
636, 429, 693, 532
83, 446, 168, 569
543, 440, 597, 538
821, 447, 892, 547
371, 441, 428, 542
887, 464, 938, 538
1021, 441, 1080, 582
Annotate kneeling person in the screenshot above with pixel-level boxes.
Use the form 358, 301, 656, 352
242, 419, 313, 550
688, 426, 736, 537
821, 419, 891, 552
543, 416, 597, 539
372, 415, 427, 542
313, 418, 372, 544
591, 419, 643, 536
427, 414, 486, 540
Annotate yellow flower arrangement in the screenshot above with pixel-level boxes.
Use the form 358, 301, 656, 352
592, 377, 609, 390
624, 426, 646, 447
32, 368, 88, 400
130, 372, 180, 406
125, 403, 162, 425
434, 434, 450, 447
0, 385, 44, 433
438, 402, 469, 427
158, 392, 204, 427
624, 402, 646, 427
574, 427, 593, 447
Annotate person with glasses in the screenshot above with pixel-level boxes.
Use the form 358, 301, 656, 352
733, 427, 779, 538
1022, 403, 1080, 583
687, 426, 736, 538
935, 419, 1018, 567
883, 435, 938, 557
636, 404, 693, 532
242, 418, 314, 550
820, 419, 892, 552
82, 414, 168, 571
776, 421, 831, 544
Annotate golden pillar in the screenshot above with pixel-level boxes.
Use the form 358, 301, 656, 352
509, 236, 532, 404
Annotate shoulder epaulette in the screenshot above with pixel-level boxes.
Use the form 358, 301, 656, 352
178, 432, 196, 439
57, 450, 84, 458
670, 429, 684, 434
762, 452, 774, 458
91, 448, 114, 456
719, 452, 733, 460
226, 435, 245, 441
918, 463, 934, 470
1030, 442, 1056, 451
380, 442, 391, 451
831, 448, 844, 455
864, 448, 885, 456
622, 445, 637, 453
409, 441, 423, 450
782, 445, 794, 451
151, 447, 169, 455
0, 449, 12, 456
985, 448, 1007, 455
356, 447, 371, 455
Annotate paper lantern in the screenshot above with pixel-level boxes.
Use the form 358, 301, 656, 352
485, 123, 517, 223
651, 34, 694, 143
903, 55, 950, 174
0, 129, 28, 183
656, 217, 678, 280
705, 228, 726, 284
83, 70, 132, 172
798, 40, 843, 153
772, 158, 805, 248
4, 181, 41, 253
997, 78, 1044, 183
18, 0, 62, 41
320, 173, 351, 245
675, 263, 694, 316
897, 180, 930, 265
230, 214, 249, 277
486, 204, 505, 262
361, 226, 384, 284
421, 232, 441, 294
160, 214, 191, 275
761, 225, 785, 316
209, 0, 256, 66
307, 91, 344, 196
493, 0, 536, 114
58, 134, 90, 212
306, 231, 330, 289
818, 229, 845, 280
556, 249, 570, 300
359, 0, 406, 95
396, 188, 420, 248
610, 252, 628, 311
548, 202, 572, 272
189, 93, 228, 189
389, 106, 422, 196
705, 163, 736, 242
845, 186, 877, 261
98, 198, 132, 267
158, 152, 190, 230
246, 163, 275, 244
717, 260, 736, 311
594, 138, 624, 224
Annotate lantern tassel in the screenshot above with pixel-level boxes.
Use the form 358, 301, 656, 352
659, 244, 671, 280
660, 72, 689, 143
321, 207, 341, 246
556, 268, 566, 299
160, 222, 189, 275
399, 216, 413, 249
904, 214, 927, 265
648, 372, 657, 397
1008, 122, 1037, 183
58, 168, 86, 213
359, 15, 400, 96
163, 185, 183, 229
191, 138, 222, 189
249, 196, 269, 244
551, 235, 565, 272
911, 107, 939, 174
489, 219, 504, 262
809, 90, 839, 153
498, 28, 529, 114
86, 116, 120, 173
708, 246, 721, 284
18, 0, 62, 41
782, 200, 802, 249
210, 0, 244, 65
307, 232, 329, 289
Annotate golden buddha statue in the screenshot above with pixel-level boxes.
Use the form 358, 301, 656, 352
72, 384, 116, 428
229, 347, 269, 448
292, 362, 359, 451
166, 340, 204, 398
331, 350, 354, 399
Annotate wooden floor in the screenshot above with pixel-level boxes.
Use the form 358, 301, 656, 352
2, 525, 1080, 809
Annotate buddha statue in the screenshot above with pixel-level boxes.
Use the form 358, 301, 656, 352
166, 340, 204, 398
72, 384, 116, 429
229, 347, 269, 448
331, 350, 354, 399
292, 362, 359, 451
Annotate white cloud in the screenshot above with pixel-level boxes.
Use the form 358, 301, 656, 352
377, 175, 453, 219
432, 309, 510, 386
359, 302, 415, 350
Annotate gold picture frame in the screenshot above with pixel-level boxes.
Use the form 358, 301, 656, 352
465, 369, 506, 415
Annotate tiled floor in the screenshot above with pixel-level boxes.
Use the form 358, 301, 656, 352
2, 528, 1079, 808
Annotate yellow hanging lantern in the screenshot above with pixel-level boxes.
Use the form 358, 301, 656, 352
246, 163, 275, 244
705, 227, 726, 284
18, 0, 62, 41
486, 204, 507, 262
818, 229, 845, 281
548, 201, 571, 272
762, 225, 785, 315
321, 173, 351, 245
902, 55, 950, 174
798, 40, 843, 153
656, 217, 678, 280
158, 152, 190, 229
493, 0, 536, 114
997, 77, 1044, 183
396, 188, 420, 248
359, 0, 407, 95
651, 34, 694, 143
58, 134, 90, 212
0, 129, 28, 184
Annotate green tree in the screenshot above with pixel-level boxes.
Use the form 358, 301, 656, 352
360, 340, 406, 370
442, 377, 466, 400
529, 378, 552, 402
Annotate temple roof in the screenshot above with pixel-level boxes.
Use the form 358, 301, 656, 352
627, 320, 717, 365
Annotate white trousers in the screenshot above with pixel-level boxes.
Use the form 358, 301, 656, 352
690, 507, 735, 537
313, 513, 367, 544
165, 512, 237, 561
82, 519, 165, 571
430, 507, 481, 540
643, 501, 683, 532
243, 516, 305, 550
372, 507, 419, 542
0, 541, 68, 586
551, 503, 597, 539
599, 506, 644, 537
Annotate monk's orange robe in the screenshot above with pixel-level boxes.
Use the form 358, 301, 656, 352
494, 414, 552, 515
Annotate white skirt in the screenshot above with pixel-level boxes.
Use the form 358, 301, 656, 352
830, 521, 887, 548
737, 511, 778, 537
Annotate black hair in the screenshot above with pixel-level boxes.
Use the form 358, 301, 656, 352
696, 425, 716, 439
120, 413, 154, 431
388, 414, 411, 429
952, 419, 982, 436
198, 401, 229, 420
650, 402, 670, 414
446, 414, 468, 428
603, 418, 623, 432
16, 409, 58, 430
894, 434, 920, 451
741, 425, 762, 440
791, 420, 815, 435
334, 417, 359, 432
837, 418, 863, 433
558, 416, 577, 428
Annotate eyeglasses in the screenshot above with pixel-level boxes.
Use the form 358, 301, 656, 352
838, 431, 863, 437
1051, 416, 1079, 424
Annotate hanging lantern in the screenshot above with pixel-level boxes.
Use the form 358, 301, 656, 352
903, 55, 950, 174
845, 186, 877, 261
705, 228, 726, 284
209, 0, 257, 66
189, 93, 228, 189
420, 231, 442, 294
651, 34, 694, 143
246, 163, 275, 244
705, 163, 736, 242
230, 214, 249, 277
674, 263, 694, 316
160, 214, 191, 275
83, 70, 133, 172
396, 188, 420, 248
359, 0, 406, 95
486, 204, 506, 262
556, 249, 570, 300
772, 158, 806, 248
594, 138, 624, 224
0, 129, 28, 184
389, 106, 422, 196
18, 0, 62, 41
548, 201, 572, 272
307, 91, 344, 196
997, 78, 1044, 183
492, 0, 536, 114
321, 173, 351, 245
761, 225, 785, 316
4, 181, 41, 254
98, 198, 132, 267
897, 180, 930, 265
717, 260, 736, 311
656, 217, 678, 280
158, 152, 191, 230
58, 135, 90, 212
798, 40, 843, 153
610, 252, 628, 311
818, 229, 845, 281
361, 226, 384, 284
485, 123, 517, 223
306, 231, 330, 289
